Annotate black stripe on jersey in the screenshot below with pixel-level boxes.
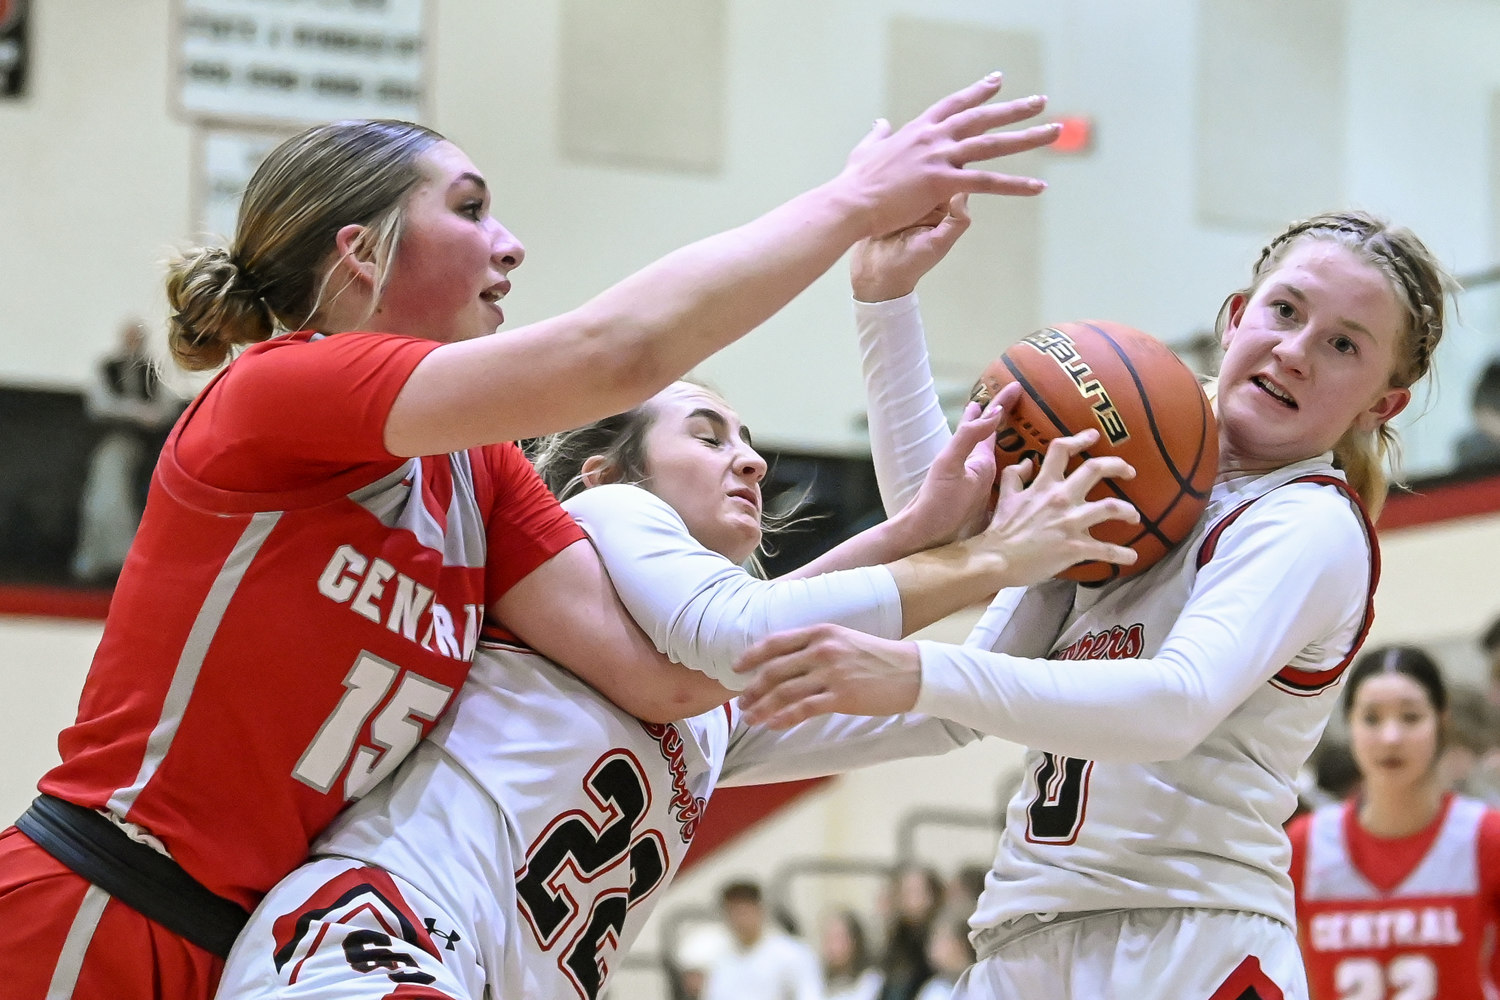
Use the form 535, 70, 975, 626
1196, 475, 1379, 698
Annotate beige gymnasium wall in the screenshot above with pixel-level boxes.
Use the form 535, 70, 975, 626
3, 1, 1500, 457
3, 1, 1500, 994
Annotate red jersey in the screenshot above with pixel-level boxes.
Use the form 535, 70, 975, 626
1289, 794, 1500, 1000
37, 331, 583, 908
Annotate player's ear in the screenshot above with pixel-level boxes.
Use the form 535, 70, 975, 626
579, 455, 617, 488
334, 224, 378, 287
1219, 293, 1248, 349
1355, 386, 1411, 433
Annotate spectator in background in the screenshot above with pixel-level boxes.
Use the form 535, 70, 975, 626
1293, 735, 1362, 820
70, 318, 181, 582
1483, 614, 1500, 709
945, 863, 990, 916
1443, 681, 1500, 805
874, 864, 944, 1000
674, 921, 735, 1000
818, 909, 881, 1000
703, 880, 824, 1000
913, 907, 976, 1000
1455, 359, 1500, 472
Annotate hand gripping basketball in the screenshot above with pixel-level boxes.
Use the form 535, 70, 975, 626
972, 320, 1218, 584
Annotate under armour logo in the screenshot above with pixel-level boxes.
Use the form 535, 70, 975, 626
424, 917, 463, 951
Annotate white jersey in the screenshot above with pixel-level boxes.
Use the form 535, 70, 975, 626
217, 484, 978, 1000
854, 293, 1378, 932
947, 464, 1375, 930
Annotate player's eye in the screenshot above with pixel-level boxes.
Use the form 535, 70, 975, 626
1270, 300, 1297, 321
1331, 335, 1358, 355
458, 199, 485, 221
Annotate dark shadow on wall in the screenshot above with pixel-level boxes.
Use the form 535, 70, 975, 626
0, 387, 98, 586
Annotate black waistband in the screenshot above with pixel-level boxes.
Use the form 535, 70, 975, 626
17, 794, 249, 957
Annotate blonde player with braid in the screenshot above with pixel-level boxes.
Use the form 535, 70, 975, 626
735, 209, 1456, 999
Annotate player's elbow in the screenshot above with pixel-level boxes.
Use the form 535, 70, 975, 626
611, 668, 732, 724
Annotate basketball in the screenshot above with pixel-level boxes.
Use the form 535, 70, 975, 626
973, 320, 1218, 584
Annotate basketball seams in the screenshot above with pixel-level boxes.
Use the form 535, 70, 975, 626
1083, 322, 1206, 495
1003, 340, 1186, 544
992, 320, 1218, 584
1001, 347, 1174, 584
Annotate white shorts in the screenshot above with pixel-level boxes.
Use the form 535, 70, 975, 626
952, 908, 1309, 1000
216, 857, 485, 1000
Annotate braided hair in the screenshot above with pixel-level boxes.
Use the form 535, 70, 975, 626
1214, 211, 1458, 518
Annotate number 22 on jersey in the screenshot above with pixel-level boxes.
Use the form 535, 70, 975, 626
1335, 954, 1438, 1000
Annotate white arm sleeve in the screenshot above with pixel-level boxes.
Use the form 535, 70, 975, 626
855, 294, 952, 515
913, 490, 1371, 762
716, 708, 980, 787
565, 484, 903, 689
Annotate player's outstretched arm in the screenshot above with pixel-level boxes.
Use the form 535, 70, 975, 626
736, 487, 1373, 762
851, 191, 1010, 515
785, 391, 1017, 580
385, 76, 1061, 456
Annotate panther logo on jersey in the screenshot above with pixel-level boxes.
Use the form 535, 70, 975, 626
642, 721, 707, 841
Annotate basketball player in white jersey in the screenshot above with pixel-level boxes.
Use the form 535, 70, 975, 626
733, 203, 1456, 998
1290, 644, 1500, 1000
213, 381, 1138, 1000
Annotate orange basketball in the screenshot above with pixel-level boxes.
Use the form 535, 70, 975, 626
974, 320, 1218, 584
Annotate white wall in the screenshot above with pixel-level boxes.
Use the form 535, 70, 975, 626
3, 0, 1498, 455
0, 616, 103, 821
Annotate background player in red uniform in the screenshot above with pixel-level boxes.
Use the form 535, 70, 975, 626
1289, 645, 1500, 1000
0, 75, 1067, 1000
733, 206, 1456, 998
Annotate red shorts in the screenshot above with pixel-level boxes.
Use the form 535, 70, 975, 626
0, 825, 223, 1000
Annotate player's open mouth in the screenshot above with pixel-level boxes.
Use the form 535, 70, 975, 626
1251, 375, 1296, 408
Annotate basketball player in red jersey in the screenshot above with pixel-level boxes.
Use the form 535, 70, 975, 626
0, 75, 1069, 1000
1289, 645, 1500, 1000
734, 202, 1457, 997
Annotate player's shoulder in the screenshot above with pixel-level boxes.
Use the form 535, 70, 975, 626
1210, 464, 1369, 556
565, 483, 684, 529
1244, 465, 1364, 525
232, 328, 436, 373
